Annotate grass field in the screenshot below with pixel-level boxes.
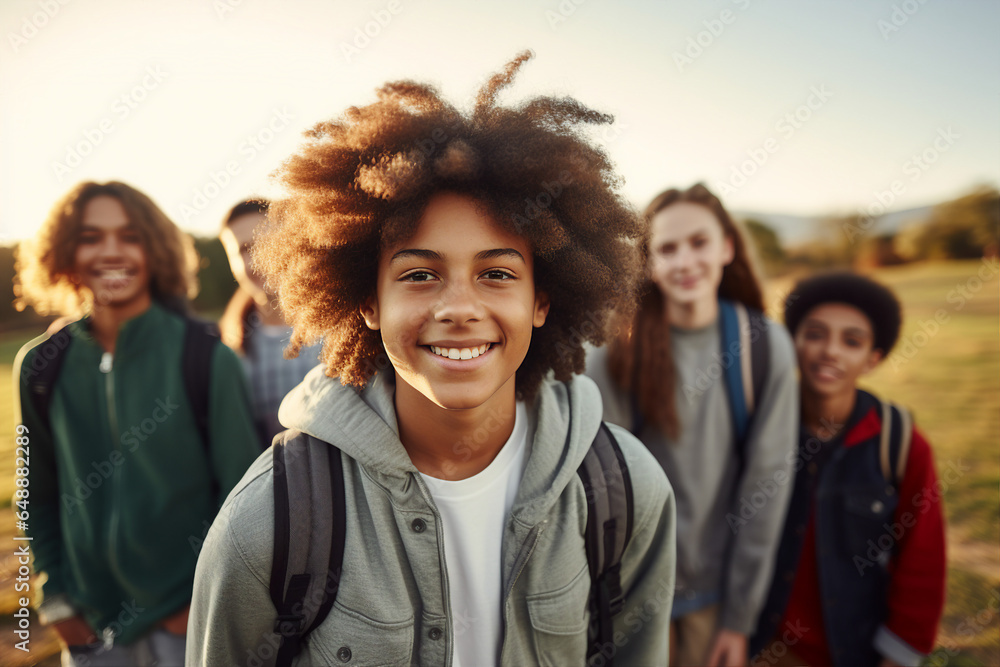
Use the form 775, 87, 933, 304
0, 259, 997, 666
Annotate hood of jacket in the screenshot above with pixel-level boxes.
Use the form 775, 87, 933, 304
278, 366, 605, 527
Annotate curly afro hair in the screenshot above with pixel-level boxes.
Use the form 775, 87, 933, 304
254, 51, 644, 401
784, 271, 902, 354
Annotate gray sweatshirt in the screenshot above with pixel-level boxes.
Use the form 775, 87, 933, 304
585, 316, 797, 634
186, 369, 676, 666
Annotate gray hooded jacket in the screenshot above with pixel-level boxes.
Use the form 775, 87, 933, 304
187, 368, 676, 666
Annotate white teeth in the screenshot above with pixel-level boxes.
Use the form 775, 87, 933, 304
430, 343, 492, 360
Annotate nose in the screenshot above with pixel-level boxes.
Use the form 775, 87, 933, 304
98, 234, 124, 259
433, 279, 485, 325
819, 337, 841, 361
673, 243, 696, 270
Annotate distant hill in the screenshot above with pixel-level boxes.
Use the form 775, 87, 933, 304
735, 205, 935, 246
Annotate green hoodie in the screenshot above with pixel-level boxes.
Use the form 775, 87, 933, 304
187, 368, 677, 666
13, 302, 260, 645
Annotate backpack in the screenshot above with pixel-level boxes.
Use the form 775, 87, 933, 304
269, 416, 635, 667
630, 298, 770, 472
19, 317, 221, 490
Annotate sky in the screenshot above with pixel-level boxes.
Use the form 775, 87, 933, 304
1, 0, 998, 243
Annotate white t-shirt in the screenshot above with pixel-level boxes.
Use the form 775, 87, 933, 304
419, 401, 531, 667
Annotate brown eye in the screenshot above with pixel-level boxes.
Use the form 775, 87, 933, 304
401, 270, 435, 282
482, 269, 514, 281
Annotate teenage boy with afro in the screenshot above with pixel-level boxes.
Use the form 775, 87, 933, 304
751, 272, 946, 667
187, 52, 677, 666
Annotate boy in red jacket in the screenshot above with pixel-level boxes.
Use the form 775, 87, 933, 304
751, 272, 946, 667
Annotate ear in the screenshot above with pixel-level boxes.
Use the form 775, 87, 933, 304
722, 234, 736, 266
360, 296, 380, 331
532, 290, 550, 328
863, 347, 884, 374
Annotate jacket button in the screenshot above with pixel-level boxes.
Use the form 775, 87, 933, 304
871, 500, 884, 513
429, 627, 443, 640
784, 571, 795, 583
411, 518, 427, 533
807, 462, 818, 475
337, 646, 352, 662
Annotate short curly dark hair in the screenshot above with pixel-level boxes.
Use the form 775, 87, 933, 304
784, 271, 902, 354
255, 51, 644, 400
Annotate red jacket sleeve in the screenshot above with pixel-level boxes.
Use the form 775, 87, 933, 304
884, 426, 947, 654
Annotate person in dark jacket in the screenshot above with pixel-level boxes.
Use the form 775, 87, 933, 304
751, 272, 946, 667
13, 180, 260, 667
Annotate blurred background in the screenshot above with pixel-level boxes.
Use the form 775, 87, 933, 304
1, 1, 997, 664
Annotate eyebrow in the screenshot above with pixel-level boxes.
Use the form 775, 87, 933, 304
79, 223, 135, 230
803, 319, 872, 337
389, 247, 525, 263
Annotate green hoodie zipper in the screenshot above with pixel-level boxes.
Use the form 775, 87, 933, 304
99, 350, 123, 643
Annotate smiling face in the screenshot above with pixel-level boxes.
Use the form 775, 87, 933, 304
220, 211, 269, 302
648, 201, 734, 311
362, 191, 549, 412
72, 195, 152, 317
794, 302, 884, 399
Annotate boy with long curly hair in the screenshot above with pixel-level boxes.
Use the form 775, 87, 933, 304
13, 181, 260, 666
187, 52, 677, 665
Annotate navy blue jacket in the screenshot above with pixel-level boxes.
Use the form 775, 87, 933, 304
751, 390, 907, 667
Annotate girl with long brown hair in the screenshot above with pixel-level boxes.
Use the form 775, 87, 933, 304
586, 183, 798, 667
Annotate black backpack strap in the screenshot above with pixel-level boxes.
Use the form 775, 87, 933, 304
182, 317, 222, 500
879, 401, 913, 488
578, 422, 634, 667
181, 317, 220, 450
271, 431, 346, 667
21, 326, 74, 428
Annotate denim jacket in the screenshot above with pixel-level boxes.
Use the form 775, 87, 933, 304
752, 390, 907, 667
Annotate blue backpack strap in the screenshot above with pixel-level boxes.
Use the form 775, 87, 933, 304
719, 300, 771, 471
719, 300, 750, 444
271, 431, 346, 667
578, 422, 634, 667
